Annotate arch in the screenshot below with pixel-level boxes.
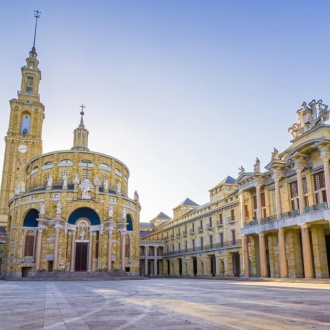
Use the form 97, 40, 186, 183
68, 207, 100, 225
23, 209, 39, 227
126, 214, 133, 231
20, 112, 31, 135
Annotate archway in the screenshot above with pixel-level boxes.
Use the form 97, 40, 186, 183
23, 209, 39, 227
126, 214, 133, 231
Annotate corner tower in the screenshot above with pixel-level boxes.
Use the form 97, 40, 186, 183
0, 11, 45, 226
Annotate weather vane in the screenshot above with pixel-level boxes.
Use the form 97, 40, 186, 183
32, 10, 41, 51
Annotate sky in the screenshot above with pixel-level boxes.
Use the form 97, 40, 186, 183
1, 1, 330, 222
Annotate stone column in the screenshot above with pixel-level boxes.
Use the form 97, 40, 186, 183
154, 246, 158, 276
300, 224, 313, 278
273, 171, 282, 219
320, 150, 330, 207
53, 226, 60, 270
296, 166, 305, 214
311, 224, 329, 278
259, 232, 268, 277
255, 184, 262, 224
107, 228, 113, 271
70, 230, 76, 272
33, 231, 37, 258
239, 191, 246, 227
120, 231, 126, 271
144, 246, 149, 276
88, 231, 93, 271
278, 228, 288, 278
242, 235, 250, 277
35, 228, 43, 271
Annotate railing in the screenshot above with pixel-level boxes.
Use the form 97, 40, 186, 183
183, 231, 188, 236
198, 226, 203, 232
170, 234, 174, 239
244, 219, 258, 228
164, 239, 242, 256
304, 202, 327, 213
260, 215, 277, 224
176, 233, 181, 238
206, 224, 213, 230
280, 209, 300, 219
217, 220, 223, 227
227, 217, 236, 223
189, 229, 195, 234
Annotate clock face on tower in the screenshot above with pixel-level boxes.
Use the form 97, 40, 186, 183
18, 145, 28, 154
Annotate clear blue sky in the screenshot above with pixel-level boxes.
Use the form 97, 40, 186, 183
1, 1, 330, 221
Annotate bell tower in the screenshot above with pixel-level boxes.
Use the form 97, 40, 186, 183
0, 11, 45, 226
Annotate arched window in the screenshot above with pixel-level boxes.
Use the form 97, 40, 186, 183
21, 113, 31, 135
126, 214, 133, 231
23, 209, 39, 227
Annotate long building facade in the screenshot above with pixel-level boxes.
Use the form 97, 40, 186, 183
141, 101, 330, 279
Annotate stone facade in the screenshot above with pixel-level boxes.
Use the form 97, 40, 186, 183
0, 31, 141, 278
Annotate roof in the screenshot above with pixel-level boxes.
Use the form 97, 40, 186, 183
178, 198, 199, 207
184, 202, 210, 216
154, 212, 171, 219
220, 176, 236, 184
139, 222, 155, 229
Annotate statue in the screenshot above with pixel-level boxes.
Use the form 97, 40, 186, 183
39, 203, 46, 215
104, 178, 108, 191
47, 175, 53, 188
122, 206, 127, 219
15, 186, 20, 195
238, 166, 245, 175
56, 201, 62, 215
21, 180, 25, 193
62, 173, 68, 187
116, 181, 121, 193
108, 205, 114, 218
81, 185, 91, 199
254, 158, 260, 172
289, 100, 330, 138
94, 175, 101, 186
134, 190, 139, 202
271, 148, 279, 160
73, 173, 80, 185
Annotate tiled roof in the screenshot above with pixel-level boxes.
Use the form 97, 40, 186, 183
139, 222, 155, 229
155, 212, 171, 219
180, 198, 199, 207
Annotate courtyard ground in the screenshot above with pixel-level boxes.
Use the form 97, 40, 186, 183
0, 278, 329, 329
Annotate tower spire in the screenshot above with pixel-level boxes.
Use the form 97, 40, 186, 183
32, 10, 41, 53
72, 105, 89, 151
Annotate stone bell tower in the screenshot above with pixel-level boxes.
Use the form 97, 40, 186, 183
71, 105, 89, 151
0, 11, 45, 226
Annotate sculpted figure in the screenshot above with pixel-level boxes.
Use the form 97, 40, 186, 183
122, 206, 127, 219
56, 201, 62, 214
108, 205, 114, 218
73, 173, 80, 185
116, 181, 121, 193
15, 186, 20, 195
21, 180, 25, 193
47, 175, 53, 188
238, 166, 245, 174
104, 178, 108, 191
94, 175, 101, 186
62, 173, 68, 187
254, 158, 260, 172
81, 185, 91, 199
39, 203, 46, 215
271, 148, 279, 160
134, 190, 139, 201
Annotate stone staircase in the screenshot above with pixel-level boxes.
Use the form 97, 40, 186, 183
5, 271, 147, 281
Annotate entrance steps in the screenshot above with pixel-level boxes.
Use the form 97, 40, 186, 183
5, 271, 147, 281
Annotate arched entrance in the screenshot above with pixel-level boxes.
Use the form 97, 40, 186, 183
68, 208, 101, 272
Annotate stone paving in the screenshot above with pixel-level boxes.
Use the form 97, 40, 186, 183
0, 278, 330, 329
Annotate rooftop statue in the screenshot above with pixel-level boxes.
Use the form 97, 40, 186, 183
289, 100, 329, 138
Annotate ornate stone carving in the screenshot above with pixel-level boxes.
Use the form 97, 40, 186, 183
15, 185, 20, 195
56, 201, 62, 215
289, 100, 329, 138
62, 173, 68, 188
39, 203, 46, 215
271, 147, 279, 160
47, 175, 53, 188
104, 178, 108, 191
93, 175, 101, 186
122, 206, 127, 219
254, 158, 260, 172
134, 190, 139, 202
79, 179, 92, 199
108, 205, 114, 218
73, 173, 80, 185
21, 180, 25, 193
116, 181, 121, 193
238, 166, 245, 175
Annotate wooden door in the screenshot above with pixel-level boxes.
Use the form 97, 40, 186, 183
75, 243, 88, 271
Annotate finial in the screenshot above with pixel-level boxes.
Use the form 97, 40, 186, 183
32, 10, 41, 53
79, 104, 85, 126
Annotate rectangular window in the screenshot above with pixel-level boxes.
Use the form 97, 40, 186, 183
219, 213, 223, 224
220, 232, 224, 247
185, 240, 188, 252
210, 235, 213, 248
24, 235, 35, 257
192, 239, 195, 251
245, 204, 249, 218
178, 242, 181, 254
231, 230, 236, 245
209, 217, 212, 227
192, 223, 195, 232
253, 195, 257, 219
230, 209, 235, 221
261, 192, 266, 207
290, 181, 299, 210
200, 237, 203, 250
314, 171, 327, 204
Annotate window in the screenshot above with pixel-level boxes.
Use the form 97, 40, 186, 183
192, 223, 195, 232
178, 243, 181, 254
261, 192, 266, 218
210, 235, 213, 248
192, 239, 195, 251
220, 233, 224, 247
200, 237, 203, 250
231, 230, 236, 245
290, 181, 299, 210
24, 235, 35, 257
253, 195, 257, 219
219, 213, 223, 224
185, 241, 188, 253
20, 114, 31, 135
209, 217, 212, 227
199, 220, 203, 231
172, 244, 174, 253
245, 204, 249, 218
230, 209, 235, 221
314, 172, 326, 204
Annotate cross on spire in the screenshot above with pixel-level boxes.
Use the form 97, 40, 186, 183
32, 10, 41, 52
80, 104, 85, 126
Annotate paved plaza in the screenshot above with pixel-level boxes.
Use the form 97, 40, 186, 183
0, 278, 329, 329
